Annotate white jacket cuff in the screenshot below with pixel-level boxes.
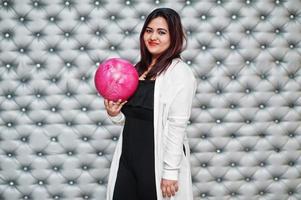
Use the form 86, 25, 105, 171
108, 112, 125, 124
162, 169, 179, 181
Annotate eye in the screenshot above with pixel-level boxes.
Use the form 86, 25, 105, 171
145, 28, 152, 33
158, 31, 166, 35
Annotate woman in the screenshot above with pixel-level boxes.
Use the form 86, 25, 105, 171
105, 8, 196, 200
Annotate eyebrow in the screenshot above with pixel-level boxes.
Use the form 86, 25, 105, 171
146, 27, 168, 32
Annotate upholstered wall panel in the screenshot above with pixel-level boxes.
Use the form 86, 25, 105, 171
0, 0, 300, 199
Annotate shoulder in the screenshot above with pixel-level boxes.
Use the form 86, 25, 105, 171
166, 58, 196, 83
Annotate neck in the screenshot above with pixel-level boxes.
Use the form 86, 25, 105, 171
150, 58, 157, 68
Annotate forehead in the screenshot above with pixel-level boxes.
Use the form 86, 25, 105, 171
147, 17, 168, 29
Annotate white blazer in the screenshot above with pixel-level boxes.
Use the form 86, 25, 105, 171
106, 58, 197, 200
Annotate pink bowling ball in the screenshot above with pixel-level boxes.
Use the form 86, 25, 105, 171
94, 58, 139, 101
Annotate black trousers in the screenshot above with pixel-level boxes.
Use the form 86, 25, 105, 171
112, 110, 157, 200
112, 156, 157, 200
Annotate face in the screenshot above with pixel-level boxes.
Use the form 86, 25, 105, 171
143, 17, 171, 60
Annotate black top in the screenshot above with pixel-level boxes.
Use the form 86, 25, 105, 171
121, 80, 155, 121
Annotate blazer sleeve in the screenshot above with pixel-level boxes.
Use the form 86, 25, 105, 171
162, 66, 197, 180
107, 112, 125, 125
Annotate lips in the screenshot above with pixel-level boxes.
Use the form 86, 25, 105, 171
148, 41, 159, 46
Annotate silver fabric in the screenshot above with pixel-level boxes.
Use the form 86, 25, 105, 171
0, 0, 300, 199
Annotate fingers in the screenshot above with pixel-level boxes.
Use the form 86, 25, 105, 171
174, 181, 179, 192
120, 100, 128, 107
161, 179, 178, 198
161, 184, 166, 198
104, 99, 127, 117
104, 99, 126, 107
104, 99, 109, 107
170, 184, 176, 196
109, 99, 127, 108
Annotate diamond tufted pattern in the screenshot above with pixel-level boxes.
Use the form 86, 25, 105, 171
0, 0, 300, 199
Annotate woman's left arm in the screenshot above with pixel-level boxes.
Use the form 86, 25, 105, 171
162, 68, 197, 181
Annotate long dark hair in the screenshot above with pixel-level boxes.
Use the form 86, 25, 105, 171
135, 8, 187, 79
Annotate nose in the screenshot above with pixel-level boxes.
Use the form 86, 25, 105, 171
150, 32, 157, 40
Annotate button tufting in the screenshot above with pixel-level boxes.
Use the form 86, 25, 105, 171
4, 32, 11, 38
289, 14, 295, 20
66, 121, 73, 126
68, 180, 75, 185
245, 177, 251, 182
2, 1, 9, 7
52, 165, 61, 171
216, 0, 222, 5
20, 136, 29, 142
8, 180, 15, 186
6, 122, 13, 127
245, 29, 251, 35
201, 193, 207, 198
216, 177, 223, 182
201, 163, 207, 168
82, 165, 89, 170
244, 147, 251, 152
94, 0, 100, 6
201, 75, 207, 80
36, 151, 44, 156
36, 121, 43, 126
259, 161, 266, 167
200, 14, 207, 20
230, 192, 237, 196
215, 30, 221, 36
23, 195, 30, 200
0, 1, 300, 199
22, 165, 31, 172
231, 14, 238, 20
259, 191, 265, 195
288, 161, 295, 166
38, 180, 45, 185
67, 151, 75, 156
245, 60, 251, 65
201, 134, 207, 139
216, 148, 222, 153
245, 0, 251, 4
51, 137, 58, 142
80, 16, 86, 21
82, 136, 89, 141
229, 103, 237, 109
288, 189, 295, 195
33, 1, 39, 7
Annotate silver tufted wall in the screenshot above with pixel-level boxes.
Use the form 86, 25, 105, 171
0, 0, 300, 199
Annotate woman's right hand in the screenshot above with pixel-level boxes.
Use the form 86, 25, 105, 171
104, 99, 127, 117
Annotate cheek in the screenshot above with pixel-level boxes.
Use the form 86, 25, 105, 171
162, 37, 171, 47
143, 33, 148, 42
